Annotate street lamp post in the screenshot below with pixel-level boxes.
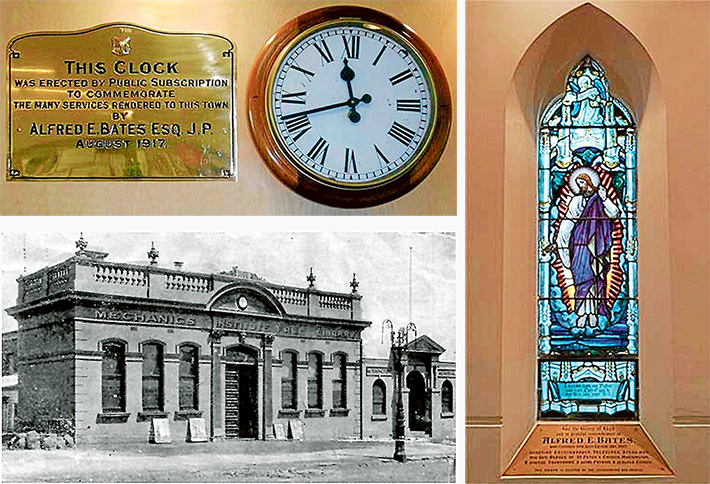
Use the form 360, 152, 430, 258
383, 319, 416, 463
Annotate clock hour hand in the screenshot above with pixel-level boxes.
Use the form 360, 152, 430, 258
340, 59, 356, 100
340, 59, 373, 123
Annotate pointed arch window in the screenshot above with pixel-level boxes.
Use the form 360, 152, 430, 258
538, 56, 638, 420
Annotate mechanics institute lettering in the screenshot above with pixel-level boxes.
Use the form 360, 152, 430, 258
94, 310, 197, 326
8, 24, 234, 179
215, 318, 359, 341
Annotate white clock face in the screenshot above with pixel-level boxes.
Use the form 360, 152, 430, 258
236, 296, 248, 310
269, 23, 435, 187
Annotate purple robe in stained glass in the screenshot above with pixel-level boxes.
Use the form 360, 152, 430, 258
570, 192, 613, 318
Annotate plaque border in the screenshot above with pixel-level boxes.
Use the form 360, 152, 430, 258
6, 22, 236, 181
501, 421, 675, 479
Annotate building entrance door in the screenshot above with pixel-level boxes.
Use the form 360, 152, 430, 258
224, 347, 258, 439
406, 370, 430, 434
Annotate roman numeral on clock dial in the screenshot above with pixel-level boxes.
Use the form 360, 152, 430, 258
374, 144, 390, 168
388, 122, 416, 146
283, 114, 311, 141
344, 148, 358, 173
308, 137, 330, 165
372, 45, 386, 66
396, 99, 422, 112
389, 69, 413, 86
314, 40, 334, 64
342, 35, 360, 59
281, 91, 307, 104
291, 64, 314, 81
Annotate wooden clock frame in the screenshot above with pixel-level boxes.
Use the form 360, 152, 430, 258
246, 5, 452, 209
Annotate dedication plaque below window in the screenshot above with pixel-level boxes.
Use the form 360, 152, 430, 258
7, 23, 235, 180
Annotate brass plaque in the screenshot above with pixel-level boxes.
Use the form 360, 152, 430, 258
7, 24, 234, 179
503, 422, 673, 477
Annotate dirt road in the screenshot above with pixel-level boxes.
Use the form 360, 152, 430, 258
2, 439, 455, 482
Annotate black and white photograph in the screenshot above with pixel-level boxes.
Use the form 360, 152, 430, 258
2, 232, 456, 482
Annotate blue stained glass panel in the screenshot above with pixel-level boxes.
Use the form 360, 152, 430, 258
539, 360, 637, 420
538, 57, 638, 420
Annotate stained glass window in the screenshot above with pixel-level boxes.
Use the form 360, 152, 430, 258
538, 56, 638, 420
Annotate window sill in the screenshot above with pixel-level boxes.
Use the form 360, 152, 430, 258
97, 412, 130, 424
329, 408, 350, 417
278, 409, 301, 419
371, 414, 388, 421
305, 409, 325, 418
441, 412, 454, 419
174, 410, 202, 421
138, 411, 169, 422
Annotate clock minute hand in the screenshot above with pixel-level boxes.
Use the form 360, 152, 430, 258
281, 100, 351, 120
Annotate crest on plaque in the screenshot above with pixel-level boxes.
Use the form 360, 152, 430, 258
111, 32, 131, 56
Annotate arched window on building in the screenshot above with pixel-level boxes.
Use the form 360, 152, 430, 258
538, 56, 637, 420
372, 379, 387, 416
142, 343, 164, 411
308, 352, 323, 409
441, 380, 453, 414
178, 344, 199, 411
101, 341, 126, 412
332, 354, 347, 409
281, 351, 297, 409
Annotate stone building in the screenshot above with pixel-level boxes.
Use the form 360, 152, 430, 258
4, 238, 370, 443
2, 331, 18, 432
362, 336, 456, 440
3, 237, 456, 444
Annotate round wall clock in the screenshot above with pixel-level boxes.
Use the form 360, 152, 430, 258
247, 6, 451, 208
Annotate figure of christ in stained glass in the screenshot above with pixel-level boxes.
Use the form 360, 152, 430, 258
551, 166, 626, 346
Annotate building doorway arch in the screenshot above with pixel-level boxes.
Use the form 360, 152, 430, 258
224, 345, 258, 439
406, 370, 429, 434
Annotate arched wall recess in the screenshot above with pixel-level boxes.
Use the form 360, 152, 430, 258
502, 2, 672, 476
